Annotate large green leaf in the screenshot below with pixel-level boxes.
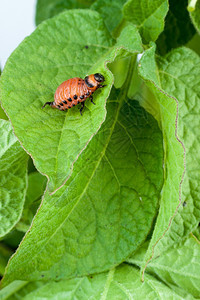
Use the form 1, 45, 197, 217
35, 0, 95, 25
0, 265, 188, 299
189, 0, 200, 33
123, 0, 168, 43
0, 10, 114, 193
138, 46, 200, 274
156, 0, 195, 55
0, 120, 28, 238
1, 89, 163, 284
128, 234, 200, 298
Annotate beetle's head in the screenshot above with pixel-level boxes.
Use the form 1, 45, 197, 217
94, 73, 105, 83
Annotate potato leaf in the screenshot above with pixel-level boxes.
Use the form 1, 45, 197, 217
1, 89, 163, 284
0, 10, 114, 193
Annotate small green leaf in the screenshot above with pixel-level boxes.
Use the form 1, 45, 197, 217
91, 0, 127, 34
123, 0, 168, 43
35, 0, 95, 25
0, 10, 114, 193
156, 0, 195, 55
1, 91, 163, 284
0, 120, 28, 238
189, 0, 200, 33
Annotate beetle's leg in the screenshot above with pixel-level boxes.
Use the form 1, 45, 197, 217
90, 95, 95, 105
42, 101, 53, 108
98, 84, 107, 88
80, 101, 85, 115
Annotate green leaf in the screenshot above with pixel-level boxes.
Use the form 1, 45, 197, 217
123, 0, 168, 43
189, 0, 200, 33
156, 0, 195, 55
35, 0, 95, 25
128, 234, 200, 298
0, 120, 28, 238
0, 265, 187, 299
138, 46, 200, 275
0, 10, 114, 193
1, 89, 163, 284
91, 0, 127, 34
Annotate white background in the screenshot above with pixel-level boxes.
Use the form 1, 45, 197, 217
0, 0, 37, 69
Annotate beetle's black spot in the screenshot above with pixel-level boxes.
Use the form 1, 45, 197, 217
80, 95, 84, 99
77, 101, 80, 104
68, 106, 71, 109
85, 45, 89, 49
73, 95, 77, 100
57, 105, 60, 108
68, 97, 72, 102
72, 104, 76, 106
60, 103, 64, 106
63, 100, 67, 104
86, 92, 90, 96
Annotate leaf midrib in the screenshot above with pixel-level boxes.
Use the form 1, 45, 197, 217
23, 97, 124, 263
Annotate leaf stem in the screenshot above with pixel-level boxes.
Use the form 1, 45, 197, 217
187, 0, 198, 12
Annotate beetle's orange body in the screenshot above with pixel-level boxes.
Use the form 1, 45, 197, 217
43, 73, 105, 115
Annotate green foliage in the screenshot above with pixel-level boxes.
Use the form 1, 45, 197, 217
1, 0, 200, 298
